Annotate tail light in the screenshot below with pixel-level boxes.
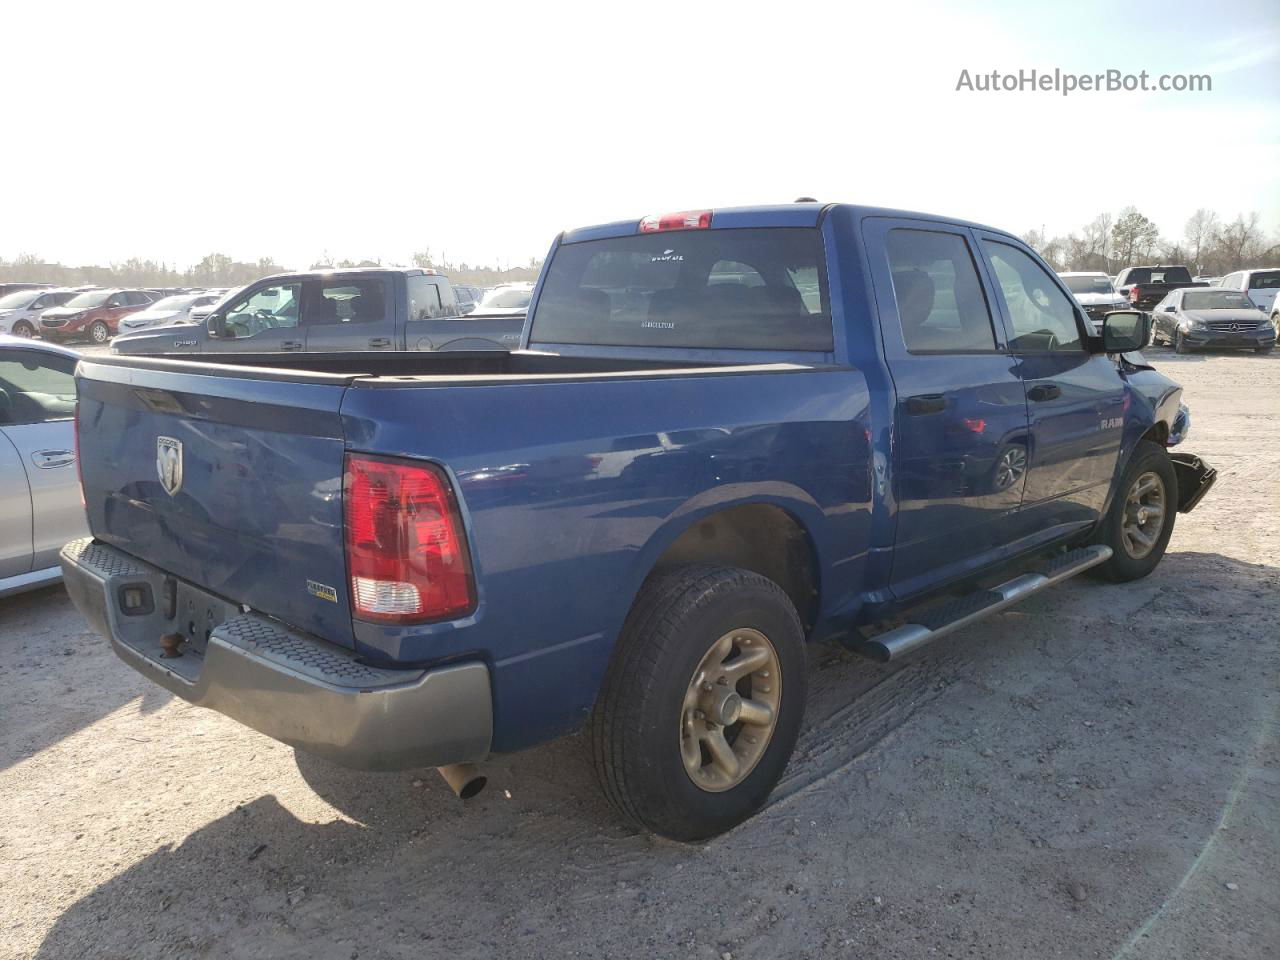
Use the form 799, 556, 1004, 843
1129, 286, 1140, 303
344, 454, 475, 624
639, 210, 712, 233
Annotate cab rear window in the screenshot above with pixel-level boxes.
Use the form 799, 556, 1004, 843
531, 228, 833, 351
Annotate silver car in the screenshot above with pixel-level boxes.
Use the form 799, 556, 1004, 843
0, 337, 88, 596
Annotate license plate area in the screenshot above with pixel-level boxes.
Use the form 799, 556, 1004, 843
110, 573, 241, 683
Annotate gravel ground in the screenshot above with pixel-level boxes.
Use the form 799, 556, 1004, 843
2, 347, 1277, 960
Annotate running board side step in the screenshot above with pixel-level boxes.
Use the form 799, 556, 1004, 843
856, 545, 1113, 663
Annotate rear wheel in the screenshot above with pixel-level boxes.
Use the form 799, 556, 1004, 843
1091, 440, 1177, 582
89, 321, 110, 343
10, 320, 35, 338
589, 565, 807, 841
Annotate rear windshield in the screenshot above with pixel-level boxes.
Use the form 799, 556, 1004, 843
531, 227, 833, 351
1182, 290, 1256, 310
1248, 271, 1280, 289
479, 288, 533, 309
1062, 275, 1115, 295
1126, 267, 1192, 285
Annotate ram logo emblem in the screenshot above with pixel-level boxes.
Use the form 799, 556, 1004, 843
156, 437, 183, 496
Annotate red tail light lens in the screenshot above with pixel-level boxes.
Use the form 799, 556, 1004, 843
343, 454, 475, 624
1129, 286, 1140, 302
638, 210, 712, 233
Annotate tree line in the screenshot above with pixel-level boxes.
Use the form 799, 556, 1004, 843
1021, 208, 1278, 276
0, 250, 542, 291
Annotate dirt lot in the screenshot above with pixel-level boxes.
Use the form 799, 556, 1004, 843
2, 347, 1277, 960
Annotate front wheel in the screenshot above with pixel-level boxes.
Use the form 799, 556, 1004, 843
589, 565, 807, 841
10, 320, 35, 338
1091, 440, 1178, 582
1174, 331, 1191, 354
1257, 345, 1274, 354
89, 321, 110, 343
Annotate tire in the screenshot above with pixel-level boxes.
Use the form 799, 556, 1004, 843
1091, 440, 1178, 582
10, 320, 35, 338
589, 564, 807, 841
89, 321, 110, 343
1256, 345, 1274, 354
1174, 331, 1191, 354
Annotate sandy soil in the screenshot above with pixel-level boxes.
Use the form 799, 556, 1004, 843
2, 347, 1277, 960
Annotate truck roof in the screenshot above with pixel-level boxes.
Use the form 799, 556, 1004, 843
560, 202, 1016, 245
254, 266, 439, 285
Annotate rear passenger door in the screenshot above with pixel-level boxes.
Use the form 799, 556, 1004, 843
303, 274, 397, 352
864, 218, 1031, 600
976, 235, 1125, 538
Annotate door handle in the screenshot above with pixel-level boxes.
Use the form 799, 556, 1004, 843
1028, 384, 1061, 402
368, 337, 391, 348
32, 449, 76, 469
904, 394, 946, 415
280, 340, 303, 351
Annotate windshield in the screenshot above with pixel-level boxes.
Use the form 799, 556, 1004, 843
1248, 271, 1280, 290
0, 290, 38, 309
64, 290, 112, 308
532, 227, 833, 351
148, 295, 198, 312
479, 288, 533, 309
1182, 290, 1257, 310
1062, 275, 1116, 295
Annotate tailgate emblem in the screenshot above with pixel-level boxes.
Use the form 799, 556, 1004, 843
156, 437, 183, 496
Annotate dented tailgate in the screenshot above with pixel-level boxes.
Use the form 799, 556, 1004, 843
75, 358, 359, 649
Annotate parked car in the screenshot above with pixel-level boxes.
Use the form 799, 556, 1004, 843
0, 337, 88, 597
0, 287, 78, 338
1214, 268, 1280, 317
1058, 271, 1128, 329
1114, 265, 1207, 309
1150, 287, 1276, 353
117, 293, 225, 333
472, 282, 534, 315
39, 288, 155, 344
61, 203, 1215, 841
111, 268, 524, 355
0, 282, 57, 299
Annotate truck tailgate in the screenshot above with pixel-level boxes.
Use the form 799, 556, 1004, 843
76, 360, 358, 648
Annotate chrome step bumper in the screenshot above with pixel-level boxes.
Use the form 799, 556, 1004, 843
59, 538, 492, 770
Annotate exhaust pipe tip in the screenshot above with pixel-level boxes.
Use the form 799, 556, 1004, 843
437, 763, 487, 800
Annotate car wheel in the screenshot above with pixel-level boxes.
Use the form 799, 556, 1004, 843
89, 321, 110, 343
589, 564, 807, 841
1090, 440, 1177, 583
1256, 345, 1274, 354
11, 320, 35, 338
1174, 331, 1191, 354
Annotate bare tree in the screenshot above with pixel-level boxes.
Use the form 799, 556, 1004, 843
1183, 209, 1219, 271
1111, 208, 1160, 268
1216, 212, 1264, 267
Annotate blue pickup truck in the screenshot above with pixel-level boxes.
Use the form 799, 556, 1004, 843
61, 203, 1215, 840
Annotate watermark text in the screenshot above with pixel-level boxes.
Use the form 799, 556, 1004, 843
955, 68, 1211, 96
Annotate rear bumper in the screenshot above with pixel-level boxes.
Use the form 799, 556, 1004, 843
59, 538, 493, 770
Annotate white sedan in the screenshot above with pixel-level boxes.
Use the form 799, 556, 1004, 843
0, 337, 88, 596
0, 287, 79, 338
117, 292, 224, 332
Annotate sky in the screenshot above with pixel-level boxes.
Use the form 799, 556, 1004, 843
4, 0, 1278, 271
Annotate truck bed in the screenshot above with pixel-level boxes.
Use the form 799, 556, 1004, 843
84, 349, 816, 384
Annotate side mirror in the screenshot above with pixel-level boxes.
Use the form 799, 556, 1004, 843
1102, 310, 1150, 352
208, 314, 227, 338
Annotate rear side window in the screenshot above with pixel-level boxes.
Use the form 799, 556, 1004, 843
1248, 271, 1280, 290
887, 229, 997, 353
310, 276, 392, 325
407, 277, 445, 320
531, 228, 833, 351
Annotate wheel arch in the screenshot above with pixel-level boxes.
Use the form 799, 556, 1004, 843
625, 487, 827, 636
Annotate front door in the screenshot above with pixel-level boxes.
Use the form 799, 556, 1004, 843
213, 281, 305, 353
976, 236, 1125, 540
864, 218, 1031, 601
0, 348, 87, 571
